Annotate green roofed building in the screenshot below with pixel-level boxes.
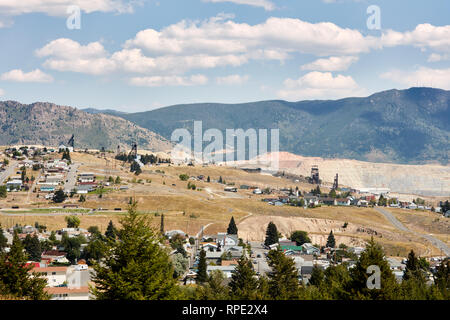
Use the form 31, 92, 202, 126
280, 245, 303, 253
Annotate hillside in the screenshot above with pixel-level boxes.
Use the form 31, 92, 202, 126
109, 87, 450, 165
0, 101, 172, 152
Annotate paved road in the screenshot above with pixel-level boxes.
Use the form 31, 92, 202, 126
64, 163, 80, 192
0, 160, 18, 184
249, 241, 271, 275
375, 207, 450, 256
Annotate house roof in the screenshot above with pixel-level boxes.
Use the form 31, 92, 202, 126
31, 266, 68, 273
45, 286, 90, 294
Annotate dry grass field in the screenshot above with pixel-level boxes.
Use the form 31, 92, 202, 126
0, 151, 448, 258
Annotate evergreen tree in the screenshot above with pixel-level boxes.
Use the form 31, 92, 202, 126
197, 249, 208, 284
329, 189, 337, 198
53, 189, 67, 203
264, 222, 279, 247
23, 234, 42, 262
229, 255, 259, 299
434, 259, 449, 299
227, 216, 238, 235
309, 265, 325, 287
326, 231, 336, 248
207, 176, 210, 183
160, 214, 164, 234
91, 201, 181, 300
403, 250, 424, 281
0, 232, 49, 299
65, 215, 80, 228
105, 220, 117, 240
266, 249, 300, 299
0, 185, 7, 198
345, 237, 399, 300
195, 270, 229, 300
79, 194, 86, 202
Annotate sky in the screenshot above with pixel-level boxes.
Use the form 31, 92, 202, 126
0, 0, 449, 112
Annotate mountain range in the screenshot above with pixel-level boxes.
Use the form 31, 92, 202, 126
85, 87, 450, 165
0, 101, 171, 152
0, 87, 448, 165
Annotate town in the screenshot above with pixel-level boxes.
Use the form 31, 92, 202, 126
0, 143, 448, 300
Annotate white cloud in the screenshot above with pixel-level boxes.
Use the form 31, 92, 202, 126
216, 74, 249, 85
129, 74, 208, 87
0, 69, 53, 83
124, 16, 380, 58
380, 67, 450, 89
300, 56, 358, 71
427, 53, 450, 62
382, 23, 450, 53
277, 71, 366, 101
0, 0, 137, 16
202, 0, 275, 11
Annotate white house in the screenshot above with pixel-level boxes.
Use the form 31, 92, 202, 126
206, 265, 236, 278
32, 266, 68, 287
217, 233, 238, 246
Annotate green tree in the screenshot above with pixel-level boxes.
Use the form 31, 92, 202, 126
179, 174, 189, 181
197, 249, 208, 284
130, 161, 142, 175
329, 189, 337, 198
290, 230, 311, 246
53, 189, 67, 203
227, 216, 238, 235
65, 215, 80, 228
91, 201, 181, 300
172, 253, 189, 279
434, 259, 449, 299
345, 237, 399, 300
79, 194, 86, 202
23, 234, 42, 262
229, 255, 259, 299
326, 231, 336, 248
266, 249, 300, 299
61, 233, 85, 264
309, 265, 325, 287
0, 232, 49, 300
195, 270, 229, 300
264, 222, 279, 247
0, 185, 7, 198
105, 220, 117, 240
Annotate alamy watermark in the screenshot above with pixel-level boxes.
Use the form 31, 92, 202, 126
366, 265, 381, 289
171, 121, 280, 171
66, 5, 81, 30
367, 5, 381, 30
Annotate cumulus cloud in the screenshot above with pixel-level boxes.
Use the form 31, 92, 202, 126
202, 0, 275, 11
380, 67, 450, 89
382, 23, 450, 53
277, 71, 366, 101
129, 74, 208, 87
0, 69, 53, 83
216, 74, 249, 85
300, 56, 358, 71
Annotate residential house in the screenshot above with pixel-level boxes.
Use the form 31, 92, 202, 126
302, 243, 320, 255
207, 265, 236, 278
217, 233, 238, 247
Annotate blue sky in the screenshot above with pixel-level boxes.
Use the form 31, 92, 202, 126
0, 0, 449, 112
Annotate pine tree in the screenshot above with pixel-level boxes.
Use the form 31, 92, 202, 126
264, 222, 279, 247
434, 259, 449, 299
403, 250, 423, 281
227, 216, 238, 235
326, 231, 336, 248
229, 255, 259, 299
23, 234, 42, 262
345, 237, 399, 300
267, 249, 300, 299
53, 189, 67, 203
91, 201, 181, 300
197, 249, 208, 284
105, 220, 117, 240
0, 232, 49, 300
207, 176, 210, 183
309, 265, 325, 287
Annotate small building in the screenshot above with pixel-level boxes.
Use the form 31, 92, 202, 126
6, 179, 22, 191
217, 233, 238, 247
207, 265, 236, 278
45, 286, 90, 300
302, 243, 320, 255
